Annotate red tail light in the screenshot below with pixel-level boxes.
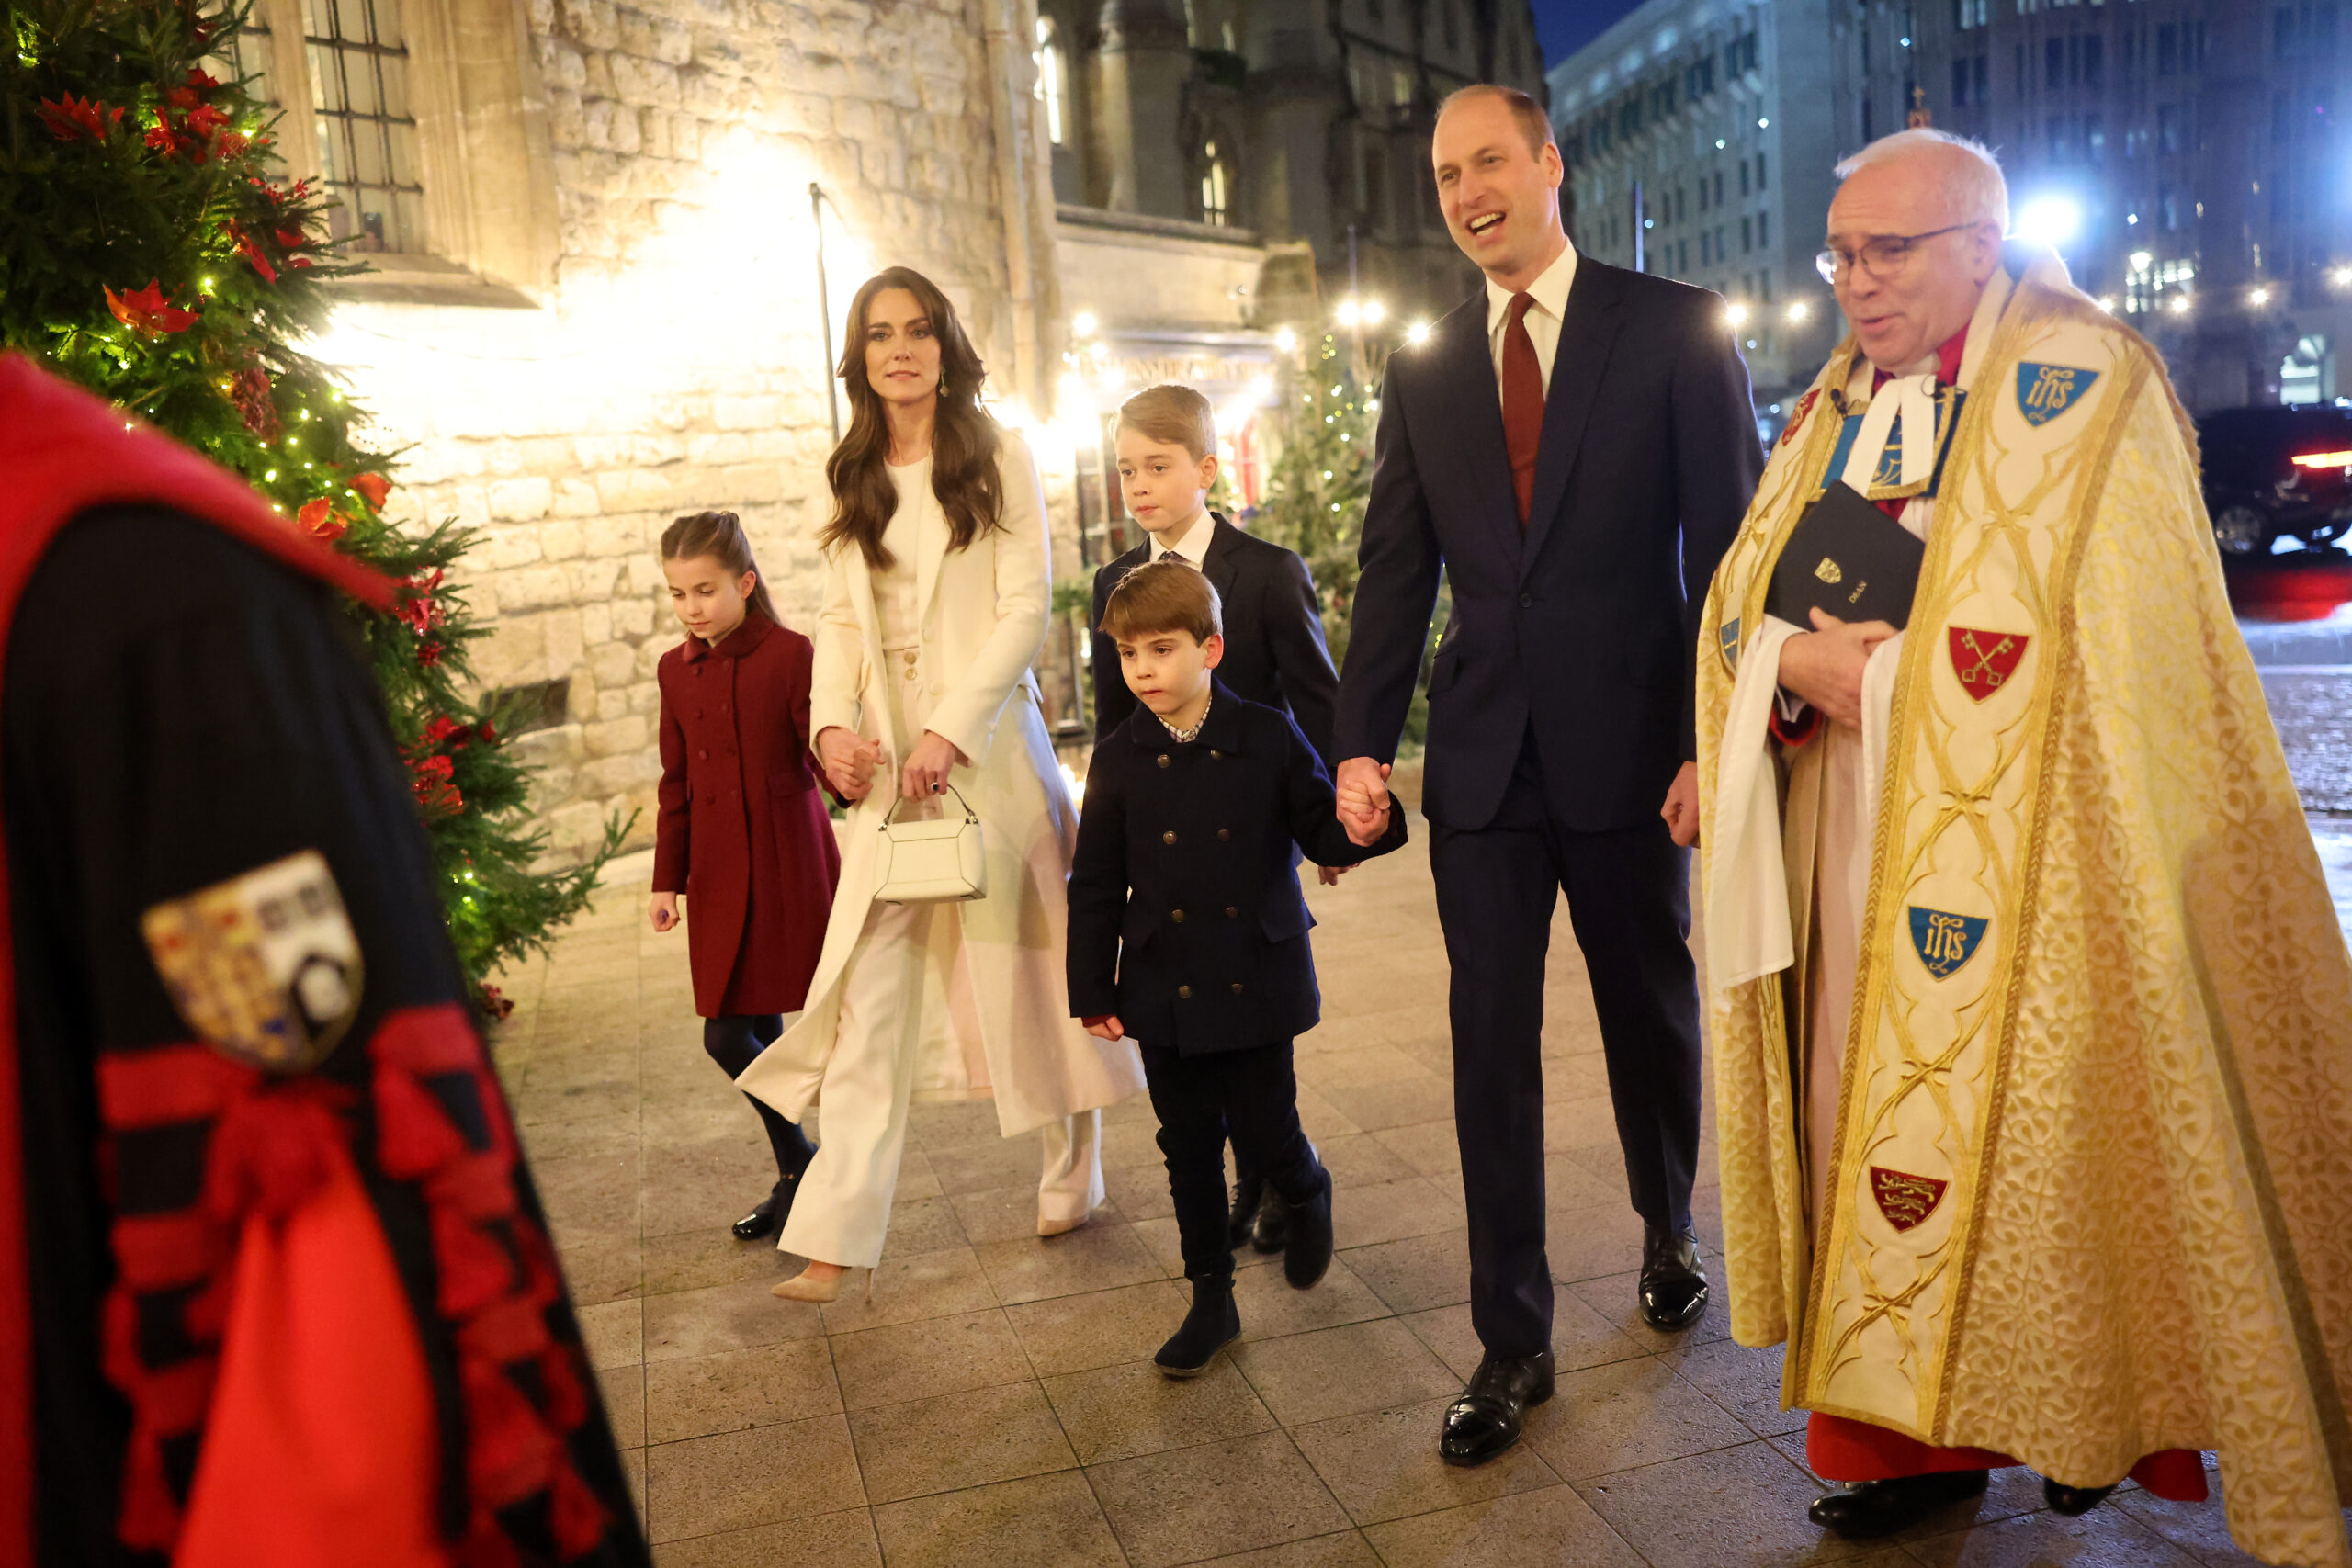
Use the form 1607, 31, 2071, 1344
2291, 449, 2352, 468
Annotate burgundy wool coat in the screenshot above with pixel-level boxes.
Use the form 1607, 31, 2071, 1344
653, 611, 842, 1017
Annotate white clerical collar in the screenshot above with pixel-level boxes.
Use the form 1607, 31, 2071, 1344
1152, 511, 1213, 566
1485, 239, 1578, 335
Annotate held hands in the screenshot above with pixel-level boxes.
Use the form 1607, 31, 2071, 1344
817, 727, 885, 800
1659, 761, 1701, 849
649, 892, 679, 933
900, 730, 967, 801
1316, 864, 1354, 886
1335, 759, 1394, 848
1775, 608, 1899, 728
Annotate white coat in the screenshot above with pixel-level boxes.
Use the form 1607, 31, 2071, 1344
737, 430, 1146, 1136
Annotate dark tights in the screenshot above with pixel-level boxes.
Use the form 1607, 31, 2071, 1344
703, 1014, 816, 1182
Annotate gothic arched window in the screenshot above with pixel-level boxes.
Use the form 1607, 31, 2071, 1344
1200, 138, 1234, 225
1035, 15, 1067, 146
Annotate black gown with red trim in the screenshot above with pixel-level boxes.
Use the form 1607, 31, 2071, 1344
0, 357, 646, 1566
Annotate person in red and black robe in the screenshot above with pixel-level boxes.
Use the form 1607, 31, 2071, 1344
0, 355, 647, 1567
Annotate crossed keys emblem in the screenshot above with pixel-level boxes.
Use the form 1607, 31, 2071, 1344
1946, 626, 2030, 703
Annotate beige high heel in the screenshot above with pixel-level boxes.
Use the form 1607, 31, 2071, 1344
1037, 1211, 1091, 1238
771, 1265, 873, 1304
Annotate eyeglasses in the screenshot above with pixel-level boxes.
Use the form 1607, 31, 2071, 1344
1815, 225, 1977, 285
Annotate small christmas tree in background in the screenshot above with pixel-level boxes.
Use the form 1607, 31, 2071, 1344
1, 0, 626, 1019
1250, 332, 1444, 750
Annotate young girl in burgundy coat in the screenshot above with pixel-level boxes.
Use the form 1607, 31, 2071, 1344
650, 511, 842, 1240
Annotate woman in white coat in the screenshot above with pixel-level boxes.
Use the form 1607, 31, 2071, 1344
741, 266, 1146, 1302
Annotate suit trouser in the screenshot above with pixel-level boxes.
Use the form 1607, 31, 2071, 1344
1428, 729, 1702, 1360
703, 1013, 815, 1185
780, 898, 1105, 1269
1140, 1040, 1318, 1282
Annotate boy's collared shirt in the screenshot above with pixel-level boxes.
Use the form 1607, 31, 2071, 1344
1150, 511, 1212, 568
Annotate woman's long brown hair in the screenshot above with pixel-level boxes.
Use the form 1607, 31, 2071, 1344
819, 266, 1003, 570
661, 510, 781, 627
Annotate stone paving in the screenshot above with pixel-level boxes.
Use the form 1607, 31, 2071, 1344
489, 795, 2297, 1568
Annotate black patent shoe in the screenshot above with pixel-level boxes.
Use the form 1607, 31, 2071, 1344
1439, 1350, 1554, 1466
1226, 1172, 1265, 1250
2042, 1477, 2117, 1517
1282, 1166, 1334, 1289
1808, 1470, 1989, 1538
1638, 1223, 1709, 1330
1250, 1185, 1292, 1254
1155, 1277, 1240, 1377
731, 1172, 799, 1241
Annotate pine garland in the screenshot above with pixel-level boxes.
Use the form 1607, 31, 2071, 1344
1, 0, 628, 1021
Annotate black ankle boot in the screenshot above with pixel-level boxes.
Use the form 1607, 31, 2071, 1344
1226, 1171, 1264, 1250
1282, 1165, 1333, 1289
1155, 1276, 1239, 1377
2041, 1477, 2117, 1517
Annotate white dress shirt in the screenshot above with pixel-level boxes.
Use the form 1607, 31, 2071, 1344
1484, 239, 1578, 401
1149, 509, 1213, 567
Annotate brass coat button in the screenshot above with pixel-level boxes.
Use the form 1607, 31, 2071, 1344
1210, 750, 1223, 759
1230, 982, 1244, 994
1170, 909, 1185, 923
1216, 829, 1231, 841
1178, 985, 1192, 999
1226, 907, 1238, 919
1162, 830, 1177, 845
1158, 754, 1171, 768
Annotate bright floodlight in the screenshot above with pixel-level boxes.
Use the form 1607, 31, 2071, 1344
1336, 299, 1363, 328
2129, 250, 2153, 272
2168, 293, 2191, 314
2250, 287, 2271, 306
2094, 296, 2116, 312
1362, 299, 1387, 325
1405, 320, 1432, 345
1785, 300, 1810, 323
2014, 196, 2082, 247
1724, 302, 1749, 328
1274, 326, 1298, 352
1071, 310, 1098, 338
2335, 266, 2352, 288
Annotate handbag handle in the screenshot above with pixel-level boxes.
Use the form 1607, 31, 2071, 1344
879, 780, 979, 828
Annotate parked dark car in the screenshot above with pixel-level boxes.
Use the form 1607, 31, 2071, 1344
2196, 403, 2352, 554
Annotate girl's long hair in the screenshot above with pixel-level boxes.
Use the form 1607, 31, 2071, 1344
819, 265, 1003, 570
661, 510, 780, 627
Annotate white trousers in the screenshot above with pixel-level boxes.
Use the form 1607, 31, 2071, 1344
779, 897, 1103, 1269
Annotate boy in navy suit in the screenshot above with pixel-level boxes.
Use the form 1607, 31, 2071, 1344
1069, 562, 1404, 1375
1091, 384, 1345, 1256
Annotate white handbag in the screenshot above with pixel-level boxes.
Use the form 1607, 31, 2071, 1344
872, 782, 988, 904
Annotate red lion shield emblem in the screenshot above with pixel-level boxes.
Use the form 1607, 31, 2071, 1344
1869, 1167, 1950, 1232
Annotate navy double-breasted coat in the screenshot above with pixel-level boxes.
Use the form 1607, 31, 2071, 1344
653, 611, 841, 1017
1067, 682, 1406, 1055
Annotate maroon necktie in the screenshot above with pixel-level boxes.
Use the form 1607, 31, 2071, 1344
1502, 291, 1544, 525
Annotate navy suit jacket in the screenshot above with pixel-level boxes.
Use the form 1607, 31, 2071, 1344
1333, 257, 1763, 833
1091, 514, 1340, 766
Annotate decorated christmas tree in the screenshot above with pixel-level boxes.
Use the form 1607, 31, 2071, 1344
1, 0, 625, 1018
1250, 332, 1443, 749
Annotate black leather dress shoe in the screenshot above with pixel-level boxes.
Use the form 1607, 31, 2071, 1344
2041, 1477, 2116, 1516
1808, 1470, 1989, 1538
1282, 1167, 1333, 1289
1638, 1224, 1709, 1330
1226, 1172, 1265, 1250
731, 1172, 799, 1241
1250, 1186, 1291, 1254
1439, 1351, 1554, 1466
1156, 1276, 1239, 1377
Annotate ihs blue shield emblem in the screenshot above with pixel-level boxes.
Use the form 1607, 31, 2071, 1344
2016, 363, 2098, 427
1907, 906, 1989, 980
1720, 616, 1742, 668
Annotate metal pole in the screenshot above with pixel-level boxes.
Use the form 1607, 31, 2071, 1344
811, 182, 841, 446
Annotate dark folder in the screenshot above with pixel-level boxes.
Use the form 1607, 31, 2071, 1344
1764, 480, 1926, 631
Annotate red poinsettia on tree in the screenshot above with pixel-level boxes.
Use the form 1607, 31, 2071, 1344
1, 0, 627, 1016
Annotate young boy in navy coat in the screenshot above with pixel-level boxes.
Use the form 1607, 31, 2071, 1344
1069, 561, 1404, 1374
1091, 383, 1345, 1256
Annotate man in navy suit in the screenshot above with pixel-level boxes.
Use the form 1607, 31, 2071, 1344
1332, 85, 1764, 1465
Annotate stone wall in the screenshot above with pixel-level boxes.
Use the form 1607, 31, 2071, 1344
328, 0, 1038, 861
